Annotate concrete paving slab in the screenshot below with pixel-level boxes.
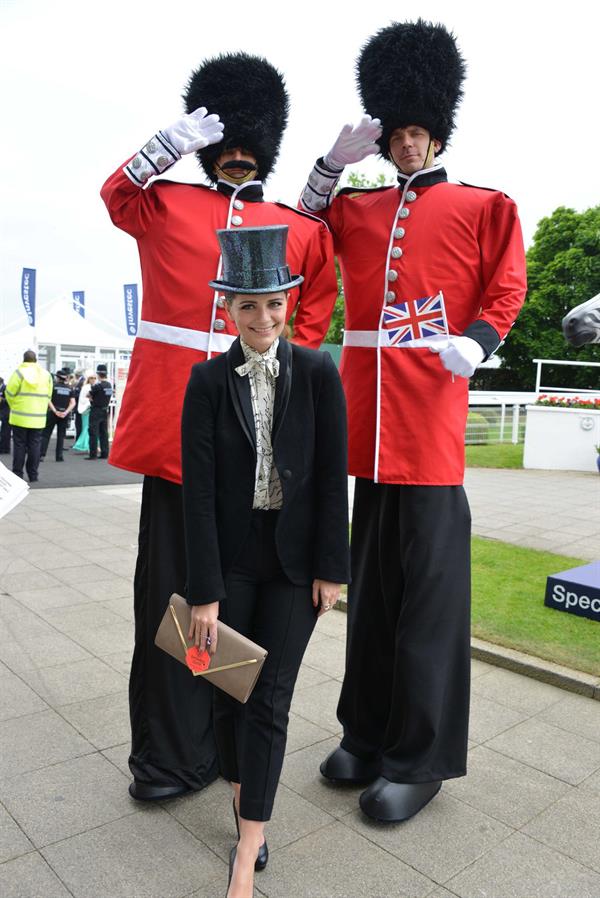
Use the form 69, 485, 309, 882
0, 851, 73, 898
0, 624, 92, 672
72, 577, 133, 602
290, 679, 343, 735
537, 692, 600, 743
101, 742, 130, 778
486, 718, 600, 785
67, 619, 134, 656
521, 787, 600, 873
344, 790, 511, 884
0, 802, 33, 863
49, 563, 117, 586
100, 649, 132, 678
99, 595, 134, 621
256, 819, 432, 898
0, 669, 49, 722
18, 657, 126, 707
8, 584, 97, 613
59, 690, 130, 750
313, 607, 347, 639
0, 710, 92, 780
293, 664, 333, 692
0, 570, 63, 593
285, 712, 333, 754
1, 753, 133, 848
280, 735, 366, 818
41, 808, 226, 898
301, 635, 347, 678
444, 745, 571, 827
445, 830, 600, 898
37, 601, 125, 635
168, 778, 334, 861
468, 692, 528, 743
471, 667, 566, 715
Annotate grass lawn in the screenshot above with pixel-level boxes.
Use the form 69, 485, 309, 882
472, 536, 599, 675
466, 443, 524, 468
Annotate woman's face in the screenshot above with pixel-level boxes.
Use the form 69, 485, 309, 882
227, 291, 288, 353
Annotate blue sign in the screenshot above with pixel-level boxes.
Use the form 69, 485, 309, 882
545, 562, 600, 623
21, 268, 36, 326
123, 283, 138, 335
73, 291, 85, 318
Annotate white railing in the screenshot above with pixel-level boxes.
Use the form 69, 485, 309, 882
533, 358, 600, 395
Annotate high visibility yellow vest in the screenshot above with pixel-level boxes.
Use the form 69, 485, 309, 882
5, 363, 53, 428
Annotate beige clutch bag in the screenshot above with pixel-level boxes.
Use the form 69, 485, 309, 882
155, 593, 267, 704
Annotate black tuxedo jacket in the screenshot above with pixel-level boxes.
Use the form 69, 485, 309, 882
181, 338, 349, 604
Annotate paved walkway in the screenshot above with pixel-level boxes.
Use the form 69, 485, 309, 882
0, 474, 599, 897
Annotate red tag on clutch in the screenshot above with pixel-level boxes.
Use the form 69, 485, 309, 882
185, 646, 211, 673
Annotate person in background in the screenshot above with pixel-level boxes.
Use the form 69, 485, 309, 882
87, 364, 113, 460
0, 376, 11, 454
72, 370, 86, 441
5, 350, 53, 482
181, 225, 349, 898
73, 373, 96, 453
41, 369, 76, 462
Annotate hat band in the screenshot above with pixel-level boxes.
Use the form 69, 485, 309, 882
220, 264, 292, 290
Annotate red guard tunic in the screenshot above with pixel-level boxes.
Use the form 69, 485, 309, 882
101, 166, 337, 484
317, 168, 527, 484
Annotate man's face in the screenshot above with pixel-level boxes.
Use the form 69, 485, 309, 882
214, 147, 258, 183
389, 126, 441, 174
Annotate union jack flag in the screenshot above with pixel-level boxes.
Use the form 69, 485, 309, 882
382, 293, 448, 346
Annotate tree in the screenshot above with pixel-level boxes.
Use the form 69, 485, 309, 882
324, 170, 393, 345
497, 205, 600, 391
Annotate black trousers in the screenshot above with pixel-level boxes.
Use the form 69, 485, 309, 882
338, 478, 471, 783
0, 411, 11, 453
129, 476, 218, 790
12, 426, 43, 480
89, 407, 109, 457
75, 410, 82, 440
214, 511, 317, 821
41, 412, 68, 460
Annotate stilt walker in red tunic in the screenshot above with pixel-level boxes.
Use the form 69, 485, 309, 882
102, 53, 337, 801
300, 20, 527, 821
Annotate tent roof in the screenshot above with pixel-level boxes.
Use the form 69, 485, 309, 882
0, 298, 134, 350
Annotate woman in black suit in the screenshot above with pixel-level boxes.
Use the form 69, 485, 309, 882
181, 225, 349, 898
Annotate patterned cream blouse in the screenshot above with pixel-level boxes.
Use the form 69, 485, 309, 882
235, 338, 283, 510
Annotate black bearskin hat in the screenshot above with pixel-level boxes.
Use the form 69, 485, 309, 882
183, 52, 289, 183
357, 20, 466, 158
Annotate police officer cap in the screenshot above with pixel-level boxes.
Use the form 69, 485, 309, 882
56, 368, 70, 379
96, 364, 108, 375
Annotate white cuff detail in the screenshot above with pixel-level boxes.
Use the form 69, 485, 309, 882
124, 131, 181, 186
300, 159, 344, 212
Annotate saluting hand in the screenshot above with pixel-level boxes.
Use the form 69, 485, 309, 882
312, 580, 341, 618
324, 116, 382, 170
163, 107, 225, 155
188, 601, 219, 655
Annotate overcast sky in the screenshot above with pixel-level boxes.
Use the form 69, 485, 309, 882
1, 0, 598, 335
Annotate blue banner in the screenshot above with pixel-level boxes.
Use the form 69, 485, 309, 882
73, 291, 85, 318
124, 284, 138, 335
21, 268, 36, 326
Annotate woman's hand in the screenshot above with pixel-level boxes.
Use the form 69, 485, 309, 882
188, 602, 219, 655
312, 580, 341, 617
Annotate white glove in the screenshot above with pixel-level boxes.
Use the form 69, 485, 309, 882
163, 107, 224, 155
429, 336, 485, 378
323, 116, 382, 170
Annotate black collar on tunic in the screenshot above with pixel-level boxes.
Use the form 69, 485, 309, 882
216, 180, 264, 203
396, 167, 448, 189
225, 337, 292, 454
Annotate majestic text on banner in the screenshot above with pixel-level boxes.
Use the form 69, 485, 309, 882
21, 268, 36, 327
124, 284, 139, 336
73, 291, 85, 318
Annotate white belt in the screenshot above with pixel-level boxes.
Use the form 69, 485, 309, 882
137, 320, 236, 354
343, 330, 449, 350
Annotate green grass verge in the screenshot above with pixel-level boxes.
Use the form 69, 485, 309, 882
472, 536, 599, 675
466, 443, 524, 469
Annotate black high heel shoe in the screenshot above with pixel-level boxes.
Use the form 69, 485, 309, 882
232, 798, 269, 871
